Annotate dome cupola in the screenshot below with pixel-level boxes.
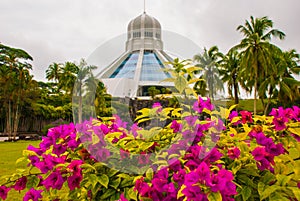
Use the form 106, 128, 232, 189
126, 12, 163, 51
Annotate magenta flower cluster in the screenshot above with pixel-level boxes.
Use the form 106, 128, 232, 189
0, 97, 299, 201
0, 124, 83, 200
134, 145, 237, 201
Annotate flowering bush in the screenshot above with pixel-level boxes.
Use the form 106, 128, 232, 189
0, 64, 299, 200
0, 100, 299, 200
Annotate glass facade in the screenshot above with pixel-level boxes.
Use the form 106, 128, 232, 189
109, 53, 139, 79
140, 51, 171, 81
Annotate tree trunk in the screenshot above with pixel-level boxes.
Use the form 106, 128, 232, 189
13, 104, 19, 140
254, 78, 257, 115
233, 78, 239, 105
78, 82, 82, 123
7, 100, 12, 140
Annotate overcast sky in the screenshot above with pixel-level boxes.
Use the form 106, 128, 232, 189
1, 0, 299, 81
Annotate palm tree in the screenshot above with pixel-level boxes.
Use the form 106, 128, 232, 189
59, 62, 79, 94
0, 43, 33, 139
193, 46, 224, 100
73, 59, 97, 123
46, 62, 62, 83
260, 49, 300, 112
219, 50, 241, 104
233, 16, 285, 114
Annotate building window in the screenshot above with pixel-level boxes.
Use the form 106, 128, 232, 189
133, 32, 141, 38
145, 31, 153, 38
156, 33, 161, 39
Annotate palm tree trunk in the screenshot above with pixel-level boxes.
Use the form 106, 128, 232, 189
254, 78, 257, 115
13, 103, 19, 140
7, 100, 12, 140
233, 77, 239, 104
264, 86, 273, 115
78, 81, 82, 123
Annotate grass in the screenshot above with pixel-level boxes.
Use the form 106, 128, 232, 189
213, 98, 270, 114
0, 140, 40, 201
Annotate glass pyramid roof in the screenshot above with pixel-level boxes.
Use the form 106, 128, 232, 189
109, 50, 171, 81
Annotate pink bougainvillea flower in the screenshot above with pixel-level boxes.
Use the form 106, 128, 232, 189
134, 178, 150, 197
118, 193, 128, 201
42, 171, 65, 190
193, 97, 214, 113
266, 143, 285, 156
196, 162, 211, 184
272, 117, 288, 131
170, 120, 182, 133
227, 147, 241, 160
68, 160, 83, 174
173, 169, 186, 186
185, 160, 200, 171
184, 171, 200, 186
120, 149, 130, 160
0, 186, 10, 200
228, 110, 238, 122
138, 152, 150, 165
168, 158, 181, 172
152, 177, 168, 192
53, 143, 67, 156
93, 148, 111, 162
130, 123, 141, 138
28, 155, 40, 166
182, 185, 207, 201
204, 97, 214, 111
35, 161, 52, 174
255, 133, 273, 147
13, 176, 27, 191
240, 111, 253, 124
184, 115, 198, 127
27, 145, 44, 156
204, 147, 223, 163
251, 147, 266, 161
292, 106, 300, 121
152, 102, 163, 113
193, 97, 206, 113
23, 188, 43, 201
67, 173, 83, 191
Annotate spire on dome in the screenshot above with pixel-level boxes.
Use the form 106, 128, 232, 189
143, 0, 146, 13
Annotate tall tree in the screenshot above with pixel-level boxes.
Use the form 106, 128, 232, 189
73, 59, 97, 123
233, 16, 285, 114
259, 49, 300, 113
219, 50, 242, 104
0, 43, 33, 139
46, 62, 62, 82
193, 46, 224, 100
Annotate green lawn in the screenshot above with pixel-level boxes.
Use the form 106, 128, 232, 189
0, 140, 41, 201
213, 98, 273, 114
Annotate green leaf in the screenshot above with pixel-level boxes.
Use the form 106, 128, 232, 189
119, 177, 134, 188
15, 157, 27, 165
81, 164, 96, 172
276, 174, 292, 186
208, 191, 222, 201
258, 183, 279, 200
26, 175, 40, 189
109, 177, 121, 189
145, 168, 154, 181
99, 188, 116, 200
241, 186, 251, 201
175, 75, 187, 94
99, 174, 109, 188
87, 174, 99, 188
288, 187, 300, 200
92, 133, 100, 144
126, 187, 138, 200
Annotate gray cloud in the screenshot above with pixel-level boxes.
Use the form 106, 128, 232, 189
0, 0, 299, 81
